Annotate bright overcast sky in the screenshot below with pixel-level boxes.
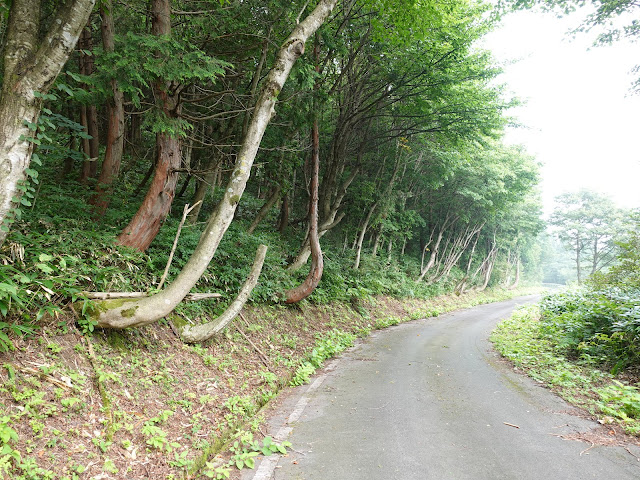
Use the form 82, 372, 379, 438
481, 8, 640, 216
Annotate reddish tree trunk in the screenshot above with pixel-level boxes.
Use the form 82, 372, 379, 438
90, 0, 125, 216
117, 134, 181, 249
116, 0, 182, 251
284, 121, 323, 303
284, 78, 323, 303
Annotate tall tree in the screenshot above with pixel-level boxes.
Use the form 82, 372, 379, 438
91, 0, 339, 329
90, 0, 125, 216
550, 189, 622, 283
115, 0, 183, 250
0, 0, 96, 246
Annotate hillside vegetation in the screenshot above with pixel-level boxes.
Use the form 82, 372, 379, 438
0, 0, 549, 478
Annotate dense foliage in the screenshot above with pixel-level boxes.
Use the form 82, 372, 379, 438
535, 216, 640, 373
539, 287, 640, 372
0, 0, 543, 338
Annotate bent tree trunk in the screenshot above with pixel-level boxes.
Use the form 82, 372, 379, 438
179, 244, 268, 343
91, 0, 338, 329
0, 0, 95, 247
247, 184, 282, 234
284, 116, 323, 303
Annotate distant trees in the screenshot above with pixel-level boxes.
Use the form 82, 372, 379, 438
549, 190, 627, 283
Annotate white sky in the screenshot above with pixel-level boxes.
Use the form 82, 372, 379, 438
482, 9, 640, 216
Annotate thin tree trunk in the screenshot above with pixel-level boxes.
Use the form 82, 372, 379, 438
91, 0, 338, 328
179, 245, 268, 343
372, 228, 382, 257
509, 257, 521, 290
187, 157, 219, 224
247, 184, 282, 234
284, 111, 323, 303
576, 236, 582, 284
90, 0, 125, 216
278, 194, 289, 234
353, 202, 377, 270
0, 0, 95, 247
288, 167, 356, 271
78, 26, 100, 181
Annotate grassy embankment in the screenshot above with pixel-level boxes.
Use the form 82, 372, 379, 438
492, 296, 640, 440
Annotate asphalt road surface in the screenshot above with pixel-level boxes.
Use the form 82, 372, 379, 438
245, 296, 640, 480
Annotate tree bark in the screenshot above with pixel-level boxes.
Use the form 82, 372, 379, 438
353, 202, 377, 269
247, 184, 282, 234
78, 26, 100, 182
288, 168, 355, 271
278, 193, 289, 234
0, 0, 95, 247
116, 0, 182, 251
90, 0, 125, 216
284, 114, 323, 304
178, 245, 268, 343
91, 0, 338, 329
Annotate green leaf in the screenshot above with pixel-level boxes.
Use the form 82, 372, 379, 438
36, 263, 54, 274
0, 284, 17, 295
39, 253, 54, 262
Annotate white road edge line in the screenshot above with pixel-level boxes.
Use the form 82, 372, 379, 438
250, 362, 336, 480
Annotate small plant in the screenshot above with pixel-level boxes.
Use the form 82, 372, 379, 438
597, 381, 640, 433
202, 432, 291, 478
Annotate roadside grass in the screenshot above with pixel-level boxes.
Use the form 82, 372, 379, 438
0, 287, 538, 479
491, 305, 640, 436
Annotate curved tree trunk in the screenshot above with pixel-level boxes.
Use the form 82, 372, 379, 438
179, 244, 268, 343
90, 0, 125, 216
287, 168, 354, 271
284, 115, 323, 303
116, 0, 182, 251
0, 0, 95, 247
353, 201, 377, 269
91, 0, 338, 329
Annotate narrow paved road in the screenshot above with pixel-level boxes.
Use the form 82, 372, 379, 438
246, 296, 640, 480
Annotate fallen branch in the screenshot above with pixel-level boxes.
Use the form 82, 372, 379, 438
503, 422, 520, 429
179, 244, 268, 343
158, 201, 201, 289
5, 363, 72, 390
82, 291, 222, 301
235, 324, 270, 367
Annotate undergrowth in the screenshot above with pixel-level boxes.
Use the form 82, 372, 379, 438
492, 304, 640, 436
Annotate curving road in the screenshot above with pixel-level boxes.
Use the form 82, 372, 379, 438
245, 296, 640, 480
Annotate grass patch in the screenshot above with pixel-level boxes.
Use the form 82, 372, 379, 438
491, 304, 640, 436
